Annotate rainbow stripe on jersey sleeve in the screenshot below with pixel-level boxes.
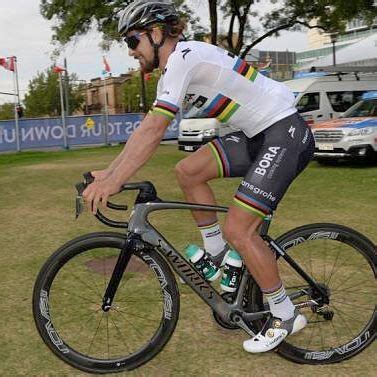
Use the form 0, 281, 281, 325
150, 100, 179, 120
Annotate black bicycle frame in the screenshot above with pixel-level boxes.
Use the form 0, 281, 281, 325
98, 182, 329, 332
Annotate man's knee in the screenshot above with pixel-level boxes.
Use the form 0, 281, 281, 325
175, 159, 195, 187
223, 210, 261, 250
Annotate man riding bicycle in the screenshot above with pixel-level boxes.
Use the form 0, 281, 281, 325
83, 0, 315, 353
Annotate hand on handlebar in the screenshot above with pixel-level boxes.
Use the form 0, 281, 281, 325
83, 173, 123, 215
91, 169, 111, 182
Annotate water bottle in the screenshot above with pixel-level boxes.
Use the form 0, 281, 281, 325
220, 250, 243, 292
185, 244, 221, 281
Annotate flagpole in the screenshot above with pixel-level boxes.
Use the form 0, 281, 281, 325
103, 73, 109, 145
13, 56, 20, 152
58, 72, 68, 149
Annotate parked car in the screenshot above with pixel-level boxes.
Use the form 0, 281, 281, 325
284, 73, 377, 125
311, 91, 377, 163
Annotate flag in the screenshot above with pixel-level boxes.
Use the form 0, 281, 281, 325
0, 56, 15, 71
53, 66, 66, 73
103, 56, 111, 73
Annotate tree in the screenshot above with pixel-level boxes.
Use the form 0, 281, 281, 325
122, 70, 161, 113
23, 67, 84, 117
0, 102, 15, 120
40, 0, 206, 49
210, 0, 377, 58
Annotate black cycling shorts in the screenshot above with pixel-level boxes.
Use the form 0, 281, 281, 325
208, 112, 315, 219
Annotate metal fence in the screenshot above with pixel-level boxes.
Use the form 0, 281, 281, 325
0, 113, 179, 152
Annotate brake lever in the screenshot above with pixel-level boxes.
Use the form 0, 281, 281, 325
75, 172, 95, 219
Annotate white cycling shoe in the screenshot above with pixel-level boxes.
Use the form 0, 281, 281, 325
243, 309, 307, 353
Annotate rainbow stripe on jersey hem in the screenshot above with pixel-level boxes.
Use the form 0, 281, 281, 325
208, 139, 230, 177
151, 100, 179, 120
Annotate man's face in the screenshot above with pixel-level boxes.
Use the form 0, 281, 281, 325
125, 29, 155, 73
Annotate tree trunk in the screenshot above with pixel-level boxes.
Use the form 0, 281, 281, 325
208, 0, 218, 45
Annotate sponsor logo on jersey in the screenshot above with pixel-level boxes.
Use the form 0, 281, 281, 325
181, 48, 191, 60
288, 125, 296, 139
254, 146, 281, 177
225, 135, 241, 143
240, 181, 276, 202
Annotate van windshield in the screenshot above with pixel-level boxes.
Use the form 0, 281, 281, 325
340, 99, 377, 118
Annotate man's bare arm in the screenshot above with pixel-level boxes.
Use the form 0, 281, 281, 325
107, 113, 171, 185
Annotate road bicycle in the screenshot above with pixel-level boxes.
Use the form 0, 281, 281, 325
33, 173, 376, 374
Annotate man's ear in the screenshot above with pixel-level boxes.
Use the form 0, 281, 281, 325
151, 27, 163, 44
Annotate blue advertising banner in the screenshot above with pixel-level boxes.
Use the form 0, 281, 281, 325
0, 113, 179, 152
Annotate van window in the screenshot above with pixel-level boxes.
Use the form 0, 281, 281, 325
327, 91, 365, 113
341, 98, 377, 118
296, 93, 320, 113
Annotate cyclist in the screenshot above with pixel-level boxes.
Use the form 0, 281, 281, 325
83, 0, 315, 353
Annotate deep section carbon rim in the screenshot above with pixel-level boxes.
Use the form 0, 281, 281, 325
33, 233, 179, 373
275, 224, 376, 364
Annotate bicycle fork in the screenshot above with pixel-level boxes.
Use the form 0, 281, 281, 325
101, 233, 140, 311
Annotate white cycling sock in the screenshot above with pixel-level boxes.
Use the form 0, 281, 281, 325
198, 220, 226, 256
263, 283, 295, 321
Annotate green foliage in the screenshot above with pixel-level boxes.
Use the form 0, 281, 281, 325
23, 67, 84, 118
122, 70, 161, 112
40, 0, 207, 49
0, 103, 14, 120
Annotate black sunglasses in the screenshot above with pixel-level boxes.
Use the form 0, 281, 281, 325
123, 31, 148, 50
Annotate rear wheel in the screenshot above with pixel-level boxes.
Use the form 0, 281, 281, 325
33, 232, 180, 373
274, 224, 376, 364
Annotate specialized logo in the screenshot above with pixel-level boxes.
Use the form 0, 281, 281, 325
181, 48, 191, 60
254, 146, 281, 177
226, 135, 241, 143
288, 125, 296, 139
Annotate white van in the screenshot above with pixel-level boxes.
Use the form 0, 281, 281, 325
178, 118, 232, 152
284, 73, 377, 125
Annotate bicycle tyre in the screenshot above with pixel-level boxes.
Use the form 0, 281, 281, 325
275, 223, 376, 364
33, 232, 180, 374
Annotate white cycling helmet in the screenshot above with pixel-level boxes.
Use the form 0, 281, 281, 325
118, 0, 179, 36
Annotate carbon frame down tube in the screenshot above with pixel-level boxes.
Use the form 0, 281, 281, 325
142, 225, 232, 320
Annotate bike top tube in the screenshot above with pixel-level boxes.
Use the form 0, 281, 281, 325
76, 177, 272, 235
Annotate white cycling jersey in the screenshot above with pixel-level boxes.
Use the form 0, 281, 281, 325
152, 40, 297, 138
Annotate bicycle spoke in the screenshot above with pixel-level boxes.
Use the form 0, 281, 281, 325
106, 312, 110, 359
114, 307, 161, 326
52, 287, 100, 306
331, 303, 358, 339
325, 247, 342, 287
333, 278, 375, 295
88, 312, 105, 355
331, 299, 373, 311
113, 308, 153, 339
69, 271, 103, 301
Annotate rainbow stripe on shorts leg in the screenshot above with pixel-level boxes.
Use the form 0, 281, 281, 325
208, 139, 230, 177
233, 191, 272, 219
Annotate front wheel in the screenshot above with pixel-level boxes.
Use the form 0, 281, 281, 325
275, 223, 376, 364
33, 232, 180, 374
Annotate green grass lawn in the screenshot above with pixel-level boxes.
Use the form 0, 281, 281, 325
0, 145, 376, 376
